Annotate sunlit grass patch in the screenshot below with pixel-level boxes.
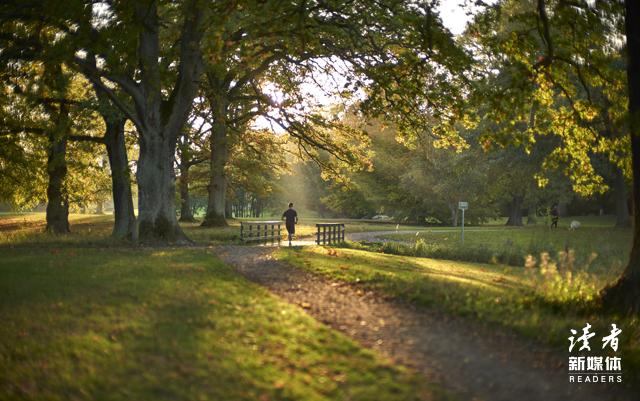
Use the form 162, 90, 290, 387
181, 221, 241, 244
0, 213, 117, 246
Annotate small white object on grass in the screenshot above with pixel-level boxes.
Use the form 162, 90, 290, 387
396, 224, 399, 232
569, 220, 581, 230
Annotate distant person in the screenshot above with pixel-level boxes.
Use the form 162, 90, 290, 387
282, 202, 298, 246
550, 204, 559, 229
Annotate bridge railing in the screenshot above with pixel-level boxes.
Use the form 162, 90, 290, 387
316, 223, 345, 245
240, 221, 282, 244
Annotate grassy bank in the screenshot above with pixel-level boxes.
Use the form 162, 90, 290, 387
277, 246, 640, 384
375, 224, 630, 274
0, 247, 447, 401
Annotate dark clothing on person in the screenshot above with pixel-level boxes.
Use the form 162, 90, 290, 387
282, 208, 297, 234
551, 206, 559, 229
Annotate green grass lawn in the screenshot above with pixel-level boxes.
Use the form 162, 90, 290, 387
277, 246, 640, 384
0, 247, 448, 401
375, 223, 631, 275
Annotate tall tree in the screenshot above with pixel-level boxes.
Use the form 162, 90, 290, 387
71, 0, 208, 241
41, 64, 72, 233
196, 0, 469, 226
467, 0, 638, 312
602, 0, 640, 313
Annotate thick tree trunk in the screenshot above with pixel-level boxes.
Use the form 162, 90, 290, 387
45, 112, 70, 234
602, 0, 640, 314
179, 162, 196, 222
130, 1, 202, 242
136, 133, 186, 242
506, 195, 524, 226
448, 203, 458, 227
202, 98, 229, 227
104, 118, 136, 239
614, 169, 631, 228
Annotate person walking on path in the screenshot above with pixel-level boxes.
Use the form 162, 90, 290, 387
282, 202, 298, 246
550, 204, 559, 229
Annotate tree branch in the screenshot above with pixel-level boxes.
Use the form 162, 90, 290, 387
74, 56, 144, 130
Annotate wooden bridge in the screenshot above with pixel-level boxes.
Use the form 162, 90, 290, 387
240, 221, 345, 246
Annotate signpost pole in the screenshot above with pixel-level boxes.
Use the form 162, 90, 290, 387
458, 201, 468, 245
461, 208, 465, 244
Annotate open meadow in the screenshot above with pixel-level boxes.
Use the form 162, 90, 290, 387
1, 213, 638, 397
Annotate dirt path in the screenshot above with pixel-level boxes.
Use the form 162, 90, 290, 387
216, 245, 632, 401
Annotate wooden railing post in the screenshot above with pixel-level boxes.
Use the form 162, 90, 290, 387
240, 221, 285, 244
271, 223, 276, 245
314, 223, 346, 245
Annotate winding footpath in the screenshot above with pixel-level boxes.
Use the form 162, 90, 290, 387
216, 245, 633, 401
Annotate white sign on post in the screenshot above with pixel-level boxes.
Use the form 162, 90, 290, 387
458, 201, 468, 243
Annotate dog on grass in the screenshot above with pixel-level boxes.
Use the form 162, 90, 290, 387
569, 220, 581, 230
